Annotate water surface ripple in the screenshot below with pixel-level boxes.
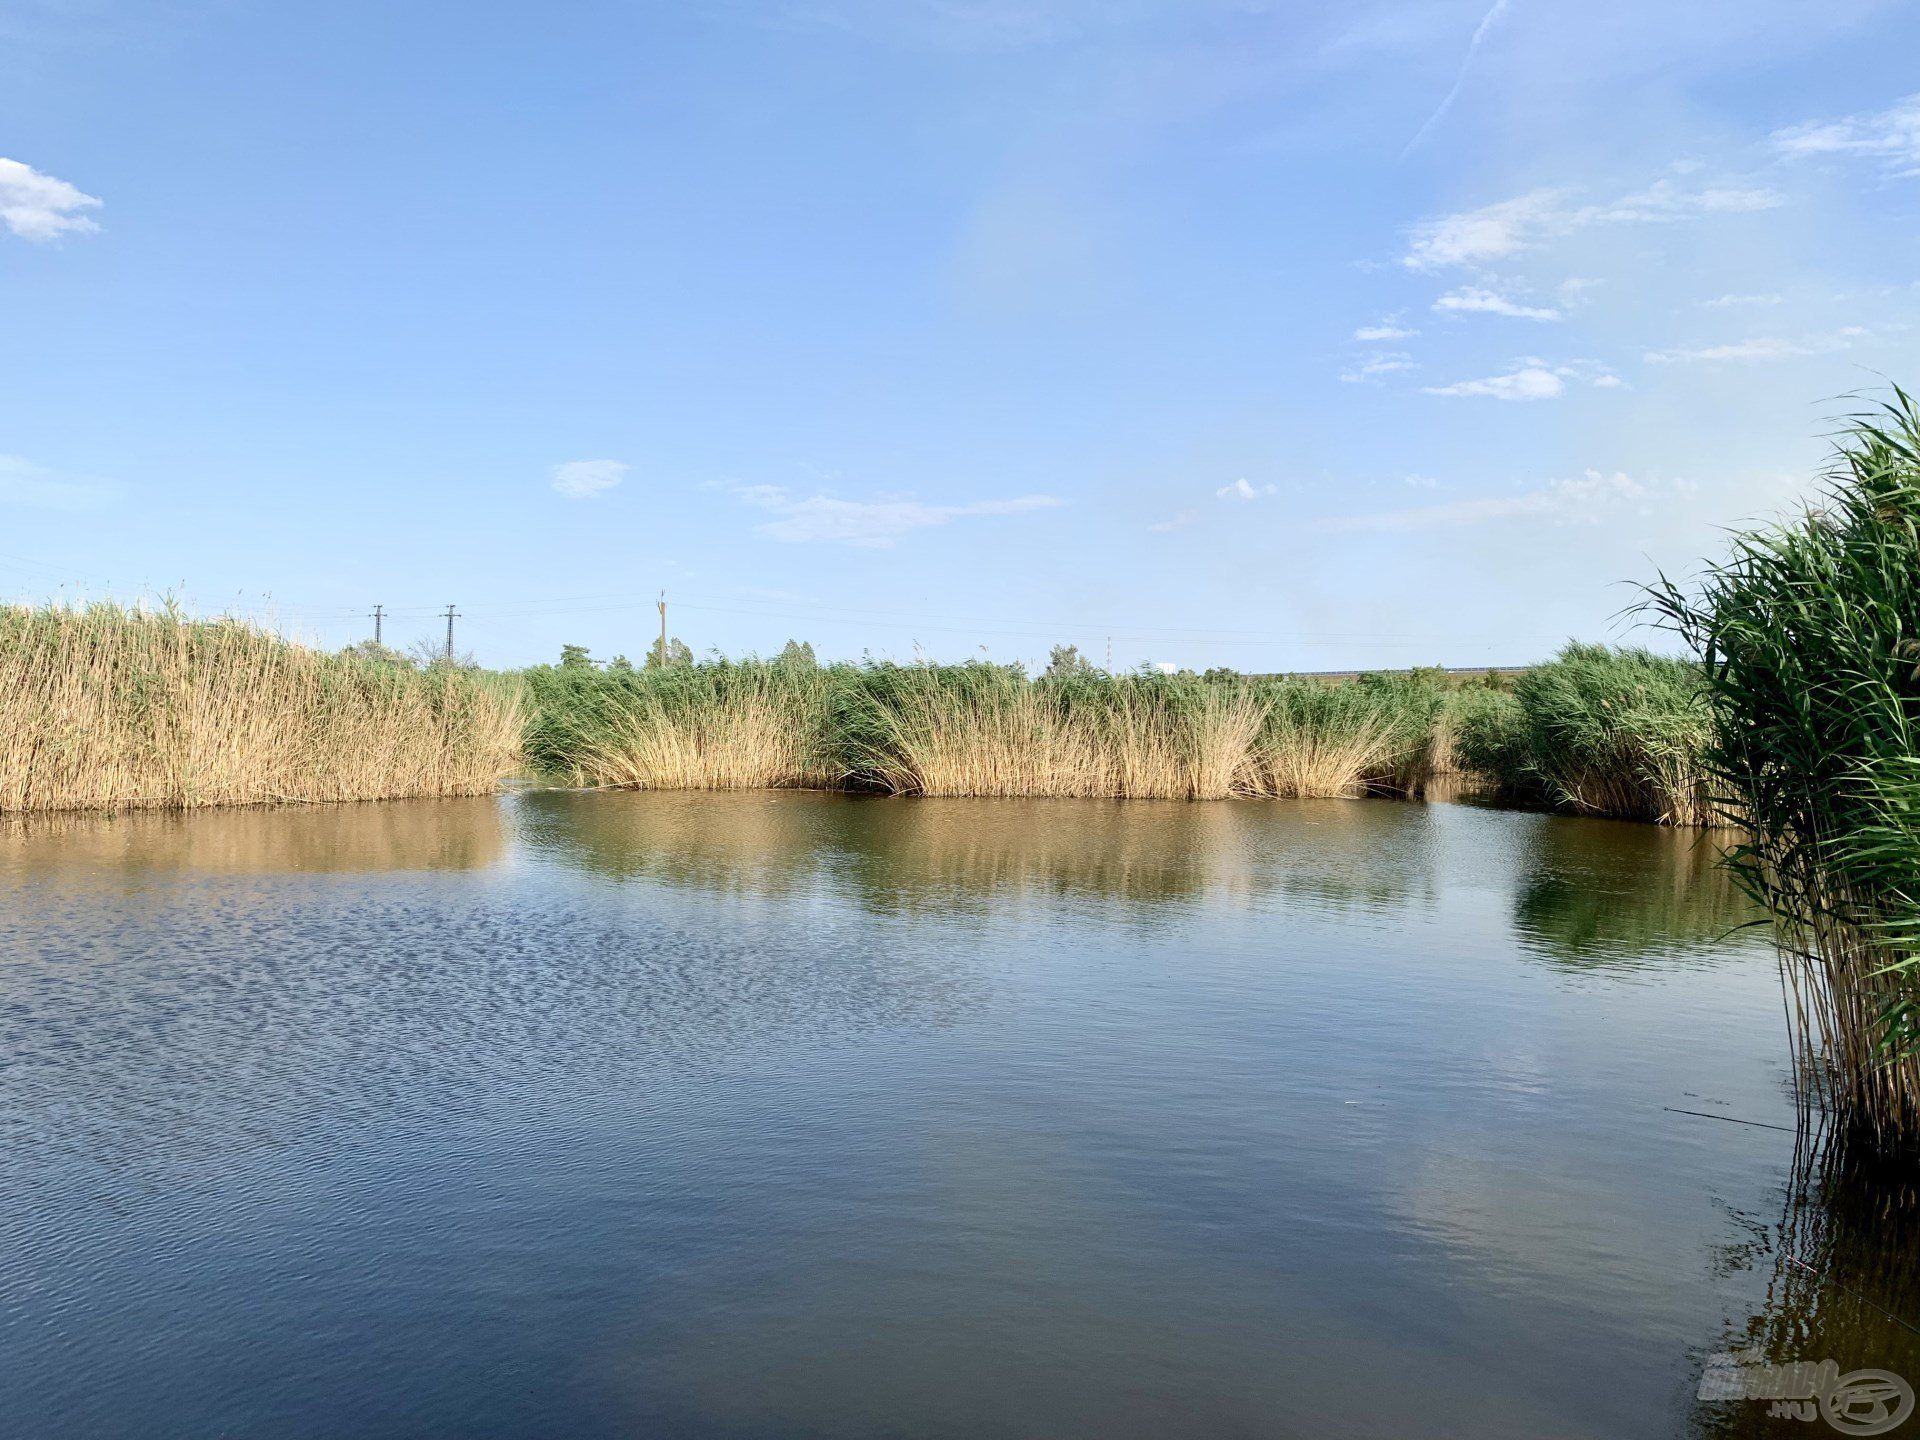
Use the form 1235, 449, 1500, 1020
1, 791, 1908, 1438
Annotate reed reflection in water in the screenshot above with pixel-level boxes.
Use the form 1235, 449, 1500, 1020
2, 787, 1880, 1440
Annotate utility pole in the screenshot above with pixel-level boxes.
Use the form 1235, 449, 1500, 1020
655, 590, 668, 667
442, 604, 459, 663
370, 604, 384, 647
1106, 635, 1112, 671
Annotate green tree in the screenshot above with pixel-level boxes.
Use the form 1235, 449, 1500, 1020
647, 638, 694, 669
1044, 644, 1096, 680
777, 639, 817, 668
560, 644, 594, 670
339, 639, 411, 667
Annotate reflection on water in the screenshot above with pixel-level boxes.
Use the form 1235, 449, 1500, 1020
0, 788, 1899, 1439
1511, 814, 1751, 971
0, 795, 507, 874
523, 790, 1751, 966
1696, 1132, 1920, 1437
515, 788, 1447, 917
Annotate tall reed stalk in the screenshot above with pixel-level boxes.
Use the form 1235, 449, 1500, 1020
1648, 390, 1920, 1149
0, 601, 521, 813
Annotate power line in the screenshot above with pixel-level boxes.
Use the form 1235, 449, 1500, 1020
0, 564, 1586, 658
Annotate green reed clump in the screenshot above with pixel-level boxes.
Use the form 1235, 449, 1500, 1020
1648, 389, 1920, 1147
1451, 684, 1530, 794
1451, 642, 1713, 824
1354, 668, 1458, 794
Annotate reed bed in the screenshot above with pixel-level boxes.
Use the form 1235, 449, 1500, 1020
854, 666, 1113, 798
525, 661, 841, 791
1648, 390, 1920, 1150
528, 660, 1441, 801
1453, 643, 1715, 826
0, 602, 521, 813
1242, 680, 1422, 799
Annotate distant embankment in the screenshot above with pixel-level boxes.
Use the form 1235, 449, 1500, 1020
0, 603, 522, 814
1253, 666, 1533, 685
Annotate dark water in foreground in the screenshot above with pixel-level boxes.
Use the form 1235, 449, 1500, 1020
2, 792, 1917, 1438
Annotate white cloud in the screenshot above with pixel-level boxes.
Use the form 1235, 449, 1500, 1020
738, 485, 1061, 546
1433, 286, 1561, 321
1340, 351, 1417, 383
1215, 477, 1275, 501
1354, 319, 1418, 341
550, 459, 630, 498
0, 454, 114, 510
1319, 470, 1685, 533
1422, 365, 1564, 401
1701, 292, 1783, 308
1404, 188, 1565, 269
1581, 178, 1783, 223
1643, 327, 1870, 364
1773, 94, 1920, 175
0, 158, 101, 241
1149, 509, 1197, 533
1403, 176, 1784, 270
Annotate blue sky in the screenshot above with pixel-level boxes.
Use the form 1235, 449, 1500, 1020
3, 0, 1918, 671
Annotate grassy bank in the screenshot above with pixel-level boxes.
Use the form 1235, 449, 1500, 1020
1650, 392, 1920, 1148
0, 602, 522, 813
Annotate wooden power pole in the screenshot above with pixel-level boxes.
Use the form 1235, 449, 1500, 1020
656, 591, 668, 666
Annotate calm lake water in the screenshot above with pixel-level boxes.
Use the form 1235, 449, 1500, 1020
3, 791, 1917, 1438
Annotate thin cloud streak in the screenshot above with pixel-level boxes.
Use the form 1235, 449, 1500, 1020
1433, 286, 1561, 321
550, 459, 630, 498
1773, 93, 1920, 175
1316, 470, 1682, 533
1403, 176, 1784, 270
737, 485, 1062, 547
1423, 365, 1564, 400
1644, 326, 1870, 364
1401, 0, 1514, 159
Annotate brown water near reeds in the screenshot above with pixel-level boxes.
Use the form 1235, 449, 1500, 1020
2, 791, 1913, 1437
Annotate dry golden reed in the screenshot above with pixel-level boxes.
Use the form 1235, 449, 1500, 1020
537, 663, 1430, 802
0, 602, 521, 814
574, 669, 841, 792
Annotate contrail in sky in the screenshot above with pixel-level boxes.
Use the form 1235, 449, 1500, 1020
1401, 0, 1514, 159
